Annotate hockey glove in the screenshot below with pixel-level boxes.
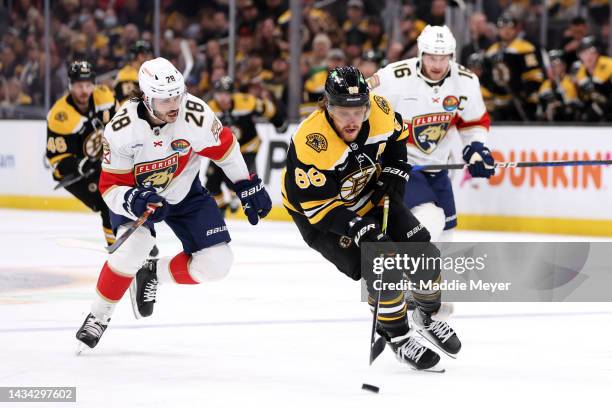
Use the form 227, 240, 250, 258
348, 216, 391, 247
233, 174, 272, 225
371, 160, 412, 205
462, 142, 495, 178
123, 187, 170, 223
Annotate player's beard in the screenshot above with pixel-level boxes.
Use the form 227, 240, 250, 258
339, 123, 361, 142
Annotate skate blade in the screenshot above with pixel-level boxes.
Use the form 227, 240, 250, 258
75, 341, 87, 356
128, 280, 143, 320
415, 329, 458, 359
410, 366, 446, 373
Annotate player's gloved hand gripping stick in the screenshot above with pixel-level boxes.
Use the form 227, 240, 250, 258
107, 188, 170, 254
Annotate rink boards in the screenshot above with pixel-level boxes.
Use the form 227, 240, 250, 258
0, 120, 611, 236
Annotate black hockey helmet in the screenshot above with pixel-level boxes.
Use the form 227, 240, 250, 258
548, 49, 565, 63
68, 60, 95, 83
324, 66, 369, 108
497, 13, 518, 28
466, 52, 484, 70
212, 76, 234, 93
577, 36, 599, 54
129, 40, 154, 59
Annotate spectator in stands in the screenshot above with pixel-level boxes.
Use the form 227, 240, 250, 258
363, 16, 387, 55
343, 0, 368, 45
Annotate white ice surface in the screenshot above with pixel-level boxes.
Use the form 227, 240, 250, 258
0, 209, 610, 408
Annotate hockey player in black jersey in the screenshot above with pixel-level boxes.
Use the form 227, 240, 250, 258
282, 67, 461, 370
46, 61, 117, 246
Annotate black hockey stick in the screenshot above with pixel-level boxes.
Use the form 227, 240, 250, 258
53, 168, 97, 190
412, 159, 612, 172
106, 207, 155, 254
368, 196, 390, 365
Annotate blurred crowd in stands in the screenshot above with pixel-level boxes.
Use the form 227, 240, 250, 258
0, 0, 610, 121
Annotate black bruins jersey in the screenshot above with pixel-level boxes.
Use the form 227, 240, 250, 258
114, 65, 139, 105
575, 56, 612, 121
484, 38, 545, 107
46, 85, 116, 180
207, 93, 285, 154
538, 75, 580, 121
282, 94, 409, 234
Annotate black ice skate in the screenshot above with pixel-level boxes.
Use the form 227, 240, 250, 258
129, 259, 158, 319
412, 307, 461, 358
388, 331, 441, 371
76, 313, 109, 349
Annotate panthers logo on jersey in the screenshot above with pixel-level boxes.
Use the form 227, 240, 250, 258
411, 113, 453, 154
134, 154, 179, 191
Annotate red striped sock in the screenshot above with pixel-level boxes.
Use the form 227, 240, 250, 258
169, 252, 199, 284
96, 262, 134, 302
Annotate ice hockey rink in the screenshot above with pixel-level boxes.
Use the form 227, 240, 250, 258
1, 208, 611, 408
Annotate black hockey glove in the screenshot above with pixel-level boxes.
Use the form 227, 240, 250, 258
462, 142, 495, 179
348, 216, 391, 247
233, 174, 272, 225
371, 160, 412, 205
123, 187, 170, 223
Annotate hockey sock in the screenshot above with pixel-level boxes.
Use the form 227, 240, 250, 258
91, 262, 133, 321
157, 252, 200, 284
370, 292, 409, 339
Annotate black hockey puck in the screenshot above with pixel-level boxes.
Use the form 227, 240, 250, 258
362, 383, 380, 393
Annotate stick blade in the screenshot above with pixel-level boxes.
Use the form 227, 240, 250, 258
369, 336, 386, 365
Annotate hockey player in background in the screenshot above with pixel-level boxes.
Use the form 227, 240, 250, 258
482, 14, 545, 121
76, 58, 272, 350
113, 41, 154, 107
574, 36, 612, 122
282, 67, 461, 370
537, 49, 580, 122
46, 61, 117, 246
369, 25, 495, 242
205, 76, 287, 215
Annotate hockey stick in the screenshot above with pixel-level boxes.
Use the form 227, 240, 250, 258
412, 159, 612, 172
53, 168, 97, 190
368, 196, 390, 365
106, 207, 155, 254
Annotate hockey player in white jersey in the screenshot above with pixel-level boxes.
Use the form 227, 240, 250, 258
76, 57, 272, 349
369, 25, 495, 242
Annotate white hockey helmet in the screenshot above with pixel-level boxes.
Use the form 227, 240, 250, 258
138, 57, 185, 120
417, 25, 456, 62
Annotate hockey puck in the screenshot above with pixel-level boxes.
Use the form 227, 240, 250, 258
361, 383, 380, 393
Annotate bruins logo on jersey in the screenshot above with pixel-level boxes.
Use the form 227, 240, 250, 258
411, 113, 453, 154
306, 133, 328, 153
339, 166, 377, 201
373, 95, 390, 115
83, 128, 104, 159
55, 111, 67, 122
134, 154, 179, 191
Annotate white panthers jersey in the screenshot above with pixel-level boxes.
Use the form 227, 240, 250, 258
100, 93, 244, 219
370, 58, 490, 167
